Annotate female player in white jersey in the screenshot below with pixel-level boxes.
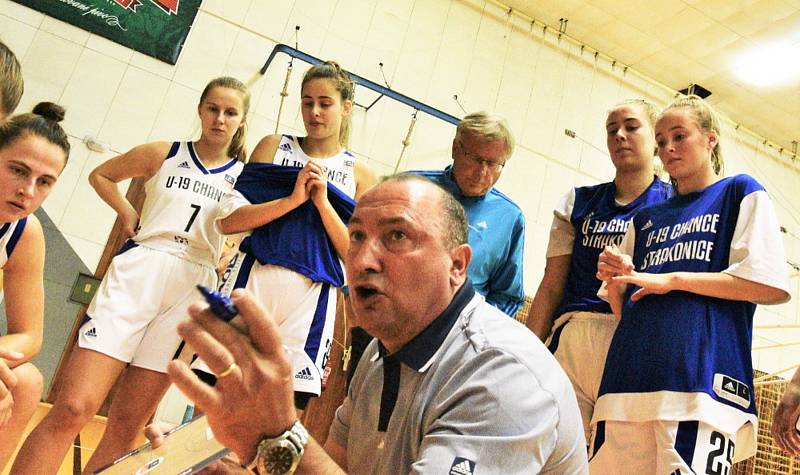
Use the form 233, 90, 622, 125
0, 102, 69, 472
592, 95, 791, 473
13, 77, 250, 474
526, 99, 671, 446
214, 61, 376, 408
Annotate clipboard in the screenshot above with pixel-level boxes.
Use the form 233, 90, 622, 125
94, 415, 230, 474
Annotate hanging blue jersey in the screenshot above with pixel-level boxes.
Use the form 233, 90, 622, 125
233, 163, 355, 287
595, 174, 791, 461
554, 177, 671, 317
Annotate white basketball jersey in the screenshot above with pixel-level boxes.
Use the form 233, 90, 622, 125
273, 135, 357, 198
135, 142, 243, 266
0, 217, 26, 269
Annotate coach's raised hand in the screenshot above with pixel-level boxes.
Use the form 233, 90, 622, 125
167, 289, 298, 466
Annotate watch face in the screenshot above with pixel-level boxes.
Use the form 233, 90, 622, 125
264, 445, 295, 474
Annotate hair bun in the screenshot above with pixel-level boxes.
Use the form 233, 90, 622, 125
32, 102, 66, 122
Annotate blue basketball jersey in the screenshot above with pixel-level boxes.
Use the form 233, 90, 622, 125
555, 177, 672, 316
595, 174, 791, 461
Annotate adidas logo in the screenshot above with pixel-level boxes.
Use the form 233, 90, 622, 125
714, 374, 750, 408
224, 174, 235, 185
295, 367, 314, 381
449, 458, 475, 475
84, 327, 97, 338
178, 161, 190, 169
642, 219, 653, 230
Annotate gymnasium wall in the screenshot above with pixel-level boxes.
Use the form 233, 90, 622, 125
1, 0, 798, 382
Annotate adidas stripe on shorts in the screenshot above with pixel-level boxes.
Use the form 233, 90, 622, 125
215, 257, 336, 395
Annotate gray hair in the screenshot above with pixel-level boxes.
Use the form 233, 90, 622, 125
456, 111, 515, 160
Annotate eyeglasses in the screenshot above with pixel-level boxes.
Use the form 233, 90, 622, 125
456, 139, 505, 172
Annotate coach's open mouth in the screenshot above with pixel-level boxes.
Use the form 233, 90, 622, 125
354, 285, 379, 299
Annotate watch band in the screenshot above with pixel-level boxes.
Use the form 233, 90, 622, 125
245, 420, 308, 475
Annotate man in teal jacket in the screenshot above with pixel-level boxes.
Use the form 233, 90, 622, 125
415, 111, 525, 316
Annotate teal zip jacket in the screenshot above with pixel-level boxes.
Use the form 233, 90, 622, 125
413, 167, 525, 316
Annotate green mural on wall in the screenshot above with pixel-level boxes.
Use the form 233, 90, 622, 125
11, 0, 202, 64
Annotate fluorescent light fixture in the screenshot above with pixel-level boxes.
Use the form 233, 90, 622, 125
733, 42, 800, 87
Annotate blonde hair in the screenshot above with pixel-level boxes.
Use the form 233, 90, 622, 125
456, 112, 515, 160
199, 77, 251, 162
660, 94, 724, 175
301, 61, 355, 148
0, 40, 23, 117
612, 99, 659, 130
610, 99, 663, 176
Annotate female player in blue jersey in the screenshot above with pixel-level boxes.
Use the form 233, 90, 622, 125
592, 95, 791, 473
211, 61, 376, 408
526, 99, 671, 446
13, 78, 250, 474
0, 103, 69, 472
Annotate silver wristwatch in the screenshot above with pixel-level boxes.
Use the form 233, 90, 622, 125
252, 420, 309, 475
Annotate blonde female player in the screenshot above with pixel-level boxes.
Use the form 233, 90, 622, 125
0, 39, 24, 121
212, 61, 376, 409
526, 99, 671, 446
13, 77, 250, 474
592, 95, 791, 474
0, 102, 69, 472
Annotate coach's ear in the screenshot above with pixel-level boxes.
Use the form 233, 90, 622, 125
449, 243, 471, 287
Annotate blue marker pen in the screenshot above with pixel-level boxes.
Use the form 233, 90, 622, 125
196, 285, 239, 322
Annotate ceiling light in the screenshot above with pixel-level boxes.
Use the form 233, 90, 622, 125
733, 42, 800, 87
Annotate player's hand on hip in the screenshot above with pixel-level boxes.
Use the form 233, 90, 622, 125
119, 205, 140, 238
167, 289, 298, 465
772, 380, 800, 455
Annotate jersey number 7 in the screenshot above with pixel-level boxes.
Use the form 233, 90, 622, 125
185, 204, 201, 232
